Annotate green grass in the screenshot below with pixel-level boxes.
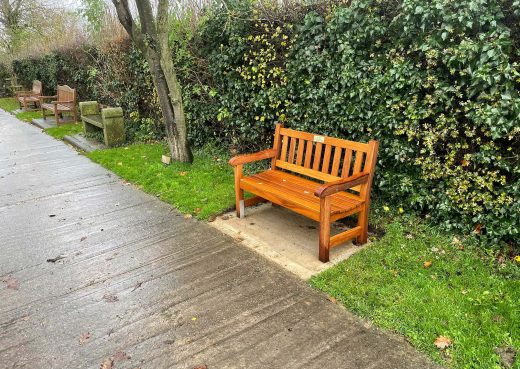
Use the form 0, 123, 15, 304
44, 123, 83, 140
16, 110, 42, 122
311, 213, 520, 369
0, 97, 18, 112
87, 143, 236, 219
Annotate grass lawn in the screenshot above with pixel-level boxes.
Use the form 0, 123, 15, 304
312, 213, 520, 369
0, 97, 18, 112
16, 110, 42, 122
87, 143, 236, 219
45, 123, 83, 139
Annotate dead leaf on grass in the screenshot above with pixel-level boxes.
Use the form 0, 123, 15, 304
494, 346, 517, 369
179, 171, 188, 176
184, 214, 193, 219
3, 275, 20, 290
423, 261, 433, 268
434, 335, 452, 349
194, 207, 201, 214
79, 332, 91, 345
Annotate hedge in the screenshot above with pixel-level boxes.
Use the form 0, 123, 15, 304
11, 0, 520, 246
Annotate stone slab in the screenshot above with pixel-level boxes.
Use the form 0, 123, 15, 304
210, 203, 367, 279
63, 133, 107, 153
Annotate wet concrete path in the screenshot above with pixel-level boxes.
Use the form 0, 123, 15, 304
0, 111, 441, 369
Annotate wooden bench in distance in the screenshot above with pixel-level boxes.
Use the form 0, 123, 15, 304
79, 101, 125, 147
40, 85, 77, 124
16, 80, 42, 110
229, 124, 379, 263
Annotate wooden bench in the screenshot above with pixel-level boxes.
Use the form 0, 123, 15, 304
229, 124, 379, 262
79, 101, 125, 147
40, 85, 77, 124
16, 80, 42, 110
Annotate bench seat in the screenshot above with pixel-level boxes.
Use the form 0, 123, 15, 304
241, 170, 363, 222
82, 114, 103, 128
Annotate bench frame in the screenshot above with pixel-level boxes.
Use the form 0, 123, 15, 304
79, 101, 125, 147
40, 85, 77, 125
229, 123, 379, 262
16, 80, 42, 111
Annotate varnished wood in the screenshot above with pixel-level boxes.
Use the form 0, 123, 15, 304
312, 142, 323, 171
319, 197, 331, 262
295, 138, 304, 166
331, 147, 342, 177
17, 80, 42, 110
229, 123, 379, 262
229, 149, 276, 166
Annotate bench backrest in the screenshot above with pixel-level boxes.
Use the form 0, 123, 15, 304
32, 80, 42, 95
56, 85, 76, 104
271, 124, 378, 199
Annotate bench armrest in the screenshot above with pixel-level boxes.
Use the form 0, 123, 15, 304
229, 149, 277, 166
16, 90, 31, 97
314, 172, 370, 198
52, 100, 75, 104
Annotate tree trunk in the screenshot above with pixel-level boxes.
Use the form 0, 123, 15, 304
112, 0, 193, 163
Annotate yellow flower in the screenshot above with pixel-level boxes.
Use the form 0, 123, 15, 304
515, 255, 520, 264
383, 206, 390, 212
399, 207, 404, 214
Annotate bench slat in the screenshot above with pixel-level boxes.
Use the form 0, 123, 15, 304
280, 135, 289, 162
288, 136, 296, 164
321, 144, 332, 173
303, 140, 313, 168
331, 146, 342, 177
295, 138, 305, 166
312, 142, 323, 171
280, 127, 370, 153
342, 149, 353, 178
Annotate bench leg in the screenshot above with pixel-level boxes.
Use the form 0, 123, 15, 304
233, 165, 244, 219
54, 109, 60, 125
356, 207, 369, 245
319, 197, 331, 263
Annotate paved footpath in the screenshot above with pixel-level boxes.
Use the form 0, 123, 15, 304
0, 111, 441, 369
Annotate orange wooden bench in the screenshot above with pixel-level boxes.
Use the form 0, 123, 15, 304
40, 85, 78, 124
229, 124, 379, 262
16, 80, 42, 110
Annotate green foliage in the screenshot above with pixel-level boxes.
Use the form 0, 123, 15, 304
87, 144, 236, 219
78, 0, 105, 33
175, 0, 520, 246
311, 213, 520, 369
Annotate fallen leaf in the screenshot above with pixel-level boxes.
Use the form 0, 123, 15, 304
79, 332, 91, 345
103, 294, 119, 303
49, 214, 56, 217
46, 255, 66, 263
220, 215, 229, 221
473, 224, 482, 234
193, 365, 208, 369
423, 261, 433, 268
100, 358, 113, 369
113, 351, 131, 362
179, 171, 188, 176
184, 214, 193, 219
434, 335, 452, 349
327, 295, 337, 304
191, 317, 197, 321
131, 282, 142, 292
80, 236, 87, 242
194, 208, 201, 214
3, 275, 20, 290
117, 162, 123, 166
